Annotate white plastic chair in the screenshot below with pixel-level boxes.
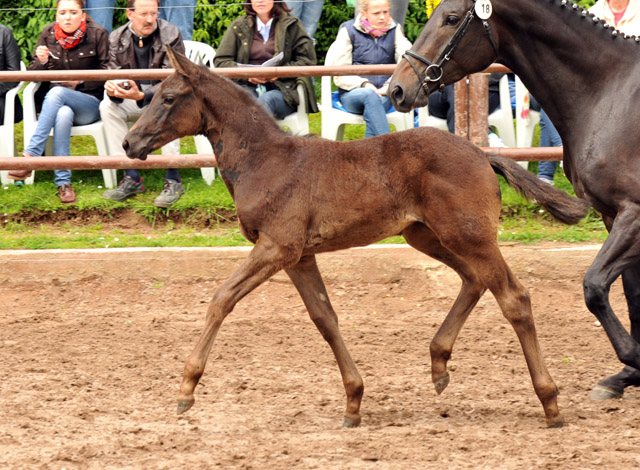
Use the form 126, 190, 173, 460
320, 74, 413, 141
184, 40, 217, 185
515, 75, 541, 148
488, 74, 515, 148
22, 81, 117, 188
0, 62, 26, 186
276, 84, 310, 136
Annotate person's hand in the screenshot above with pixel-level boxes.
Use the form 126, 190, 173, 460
105, 79, 144, 101
376, 84, 389, 97
35, 46, 51, 64
248, 77, 268, 85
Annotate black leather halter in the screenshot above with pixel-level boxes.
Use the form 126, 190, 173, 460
403, 1, 499, 95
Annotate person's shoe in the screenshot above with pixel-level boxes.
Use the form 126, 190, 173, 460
57, 184, 76, 204
538, 176, 554, 186
102, 176, 145, 201
7, 153, 34, 180
153, 179, 185, 208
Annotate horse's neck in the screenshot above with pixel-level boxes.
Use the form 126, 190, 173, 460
496, 0, 638, 139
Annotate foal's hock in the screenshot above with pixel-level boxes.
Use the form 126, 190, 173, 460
123, 48, 589, 428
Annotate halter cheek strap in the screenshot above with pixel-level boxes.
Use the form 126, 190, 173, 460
403, 1, 499, 95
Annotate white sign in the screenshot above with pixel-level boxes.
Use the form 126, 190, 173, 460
475, 0, 493, 20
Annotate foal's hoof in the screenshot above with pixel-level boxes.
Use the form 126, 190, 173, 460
433, 373, 450, 395
589, 384, 623, 401
177, 397, 195, 415
343, 413, 362, 428
546, 414, 564, 429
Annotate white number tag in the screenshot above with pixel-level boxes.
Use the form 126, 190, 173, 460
475, 0, 493, 20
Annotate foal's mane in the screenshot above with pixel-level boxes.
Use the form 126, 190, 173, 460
196, 66, 286, 136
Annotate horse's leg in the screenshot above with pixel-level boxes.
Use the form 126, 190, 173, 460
402, 223, 486, 395
285, 255, 364, 428
459, 243, 562, 427
177, 235, 298, 414
582, 209, 640, 399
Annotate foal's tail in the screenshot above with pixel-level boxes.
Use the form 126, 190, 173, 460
489, 155, 591, 225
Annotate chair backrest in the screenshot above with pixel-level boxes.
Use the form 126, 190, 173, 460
1, 61, 25, 130
183, 40, 216, 68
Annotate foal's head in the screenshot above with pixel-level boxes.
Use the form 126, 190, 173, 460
389, 0, 501, 111
124, 47, 215, 160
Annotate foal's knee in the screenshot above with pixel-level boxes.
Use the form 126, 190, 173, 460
500, 287, 532, 325
583, 275, 610, 313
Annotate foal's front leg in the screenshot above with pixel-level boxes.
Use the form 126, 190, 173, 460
285, 255, 364, 427
177, 236, 297, 414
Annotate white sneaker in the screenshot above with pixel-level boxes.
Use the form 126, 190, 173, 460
488, 132, 505, 148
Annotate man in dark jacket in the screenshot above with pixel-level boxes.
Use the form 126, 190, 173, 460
0, 24, 22, 123
100, 0, 186, 208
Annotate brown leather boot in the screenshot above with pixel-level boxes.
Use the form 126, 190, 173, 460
57, 184, 76, 204
7, 153, 34, 181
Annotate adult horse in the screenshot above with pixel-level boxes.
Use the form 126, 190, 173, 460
389, 0, 640, 401
123, 48, 588, 427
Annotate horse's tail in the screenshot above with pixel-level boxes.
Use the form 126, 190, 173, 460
489, 155, 590, 225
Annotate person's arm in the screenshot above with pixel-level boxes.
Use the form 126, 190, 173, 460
213, 21, 241, 69
281, 18, 316, 68
330, 27, 368, 91
0, 26, 21, 95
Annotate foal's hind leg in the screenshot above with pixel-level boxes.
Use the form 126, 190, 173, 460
468, 246, 562, 427
402, 223, 486, 395
177, 235, 298, 414
285, 255, 364, 427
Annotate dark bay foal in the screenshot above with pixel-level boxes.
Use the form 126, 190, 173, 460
123, 48, 589, 428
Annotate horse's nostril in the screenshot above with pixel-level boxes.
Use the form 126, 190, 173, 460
390, 86, 404, 105
122, 139, 129, 152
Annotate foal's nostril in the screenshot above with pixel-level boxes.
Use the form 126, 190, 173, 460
122, 139, 129, 152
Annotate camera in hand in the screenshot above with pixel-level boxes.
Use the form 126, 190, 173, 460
115, 79, 132, 90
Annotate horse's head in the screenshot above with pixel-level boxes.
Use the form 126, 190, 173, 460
124, 47, 207, 160
389, 0, 501, 112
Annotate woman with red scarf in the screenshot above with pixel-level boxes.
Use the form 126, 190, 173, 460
8, 0, 109, 204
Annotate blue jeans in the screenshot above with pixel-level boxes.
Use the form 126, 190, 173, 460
288, 0, 325, 39
537, 108, 562, 181
26, 86, 100, 186
243, 86, 295, 120
339, 88, 392, 138
85, 0, 116, 33
159, 0, 197, 41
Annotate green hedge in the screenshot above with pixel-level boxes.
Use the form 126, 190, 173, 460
0, 0, 598, 65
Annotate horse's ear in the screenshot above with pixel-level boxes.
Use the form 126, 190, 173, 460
167, 46, 195, 77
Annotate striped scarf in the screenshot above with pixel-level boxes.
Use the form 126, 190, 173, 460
360, 17, 392, 38
54, 19, 87, 50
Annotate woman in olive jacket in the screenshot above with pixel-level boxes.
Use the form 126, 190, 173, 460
214, 0, 318, 118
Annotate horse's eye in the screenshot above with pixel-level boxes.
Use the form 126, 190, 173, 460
445, 15, 459, 26
163, 96, 175, 105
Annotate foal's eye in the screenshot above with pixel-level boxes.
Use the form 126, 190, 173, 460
445, 15, 459, 26
163, 95, 175, 105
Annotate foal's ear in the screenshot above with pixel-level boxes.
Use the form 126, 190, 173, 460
167, 46, 196, 77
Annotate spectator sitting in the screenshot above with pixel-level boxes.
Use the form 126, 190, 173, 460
213, 0, 318, 121
100, 0, 186, 208
7, 0, 110, 204
0, 24, 23, 125
325, 0, 411, 138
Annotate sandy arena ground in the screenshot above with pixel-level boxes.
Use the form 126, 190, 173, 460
2, 243, 640, 469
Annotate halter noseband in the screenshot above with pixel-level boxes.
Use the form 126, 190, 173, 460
403, 1, 499, 95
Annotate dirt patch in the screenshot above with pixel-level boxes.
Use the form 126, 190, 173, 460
1, 243, 639, 469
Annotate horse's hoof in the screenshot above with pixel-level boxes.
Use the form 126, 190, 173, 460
343, 414, 361, 428
433, 373, 450, 395
589, 384, 623, 401
177, 397, 195, 415
546, 414, 564, 428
